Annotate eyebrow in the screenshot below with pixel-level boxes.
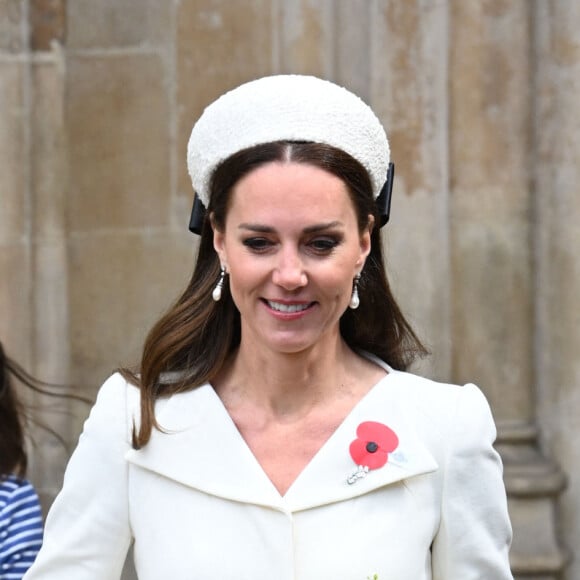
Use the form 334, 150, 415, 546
238, 221, 344, 234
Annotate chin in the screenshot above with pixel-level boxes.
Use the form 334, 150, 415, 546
264, 333, 327, 356
265, 341, 311, 355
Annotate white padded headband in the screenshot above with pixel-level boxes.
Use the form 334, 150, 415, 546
187, 75, 390, 205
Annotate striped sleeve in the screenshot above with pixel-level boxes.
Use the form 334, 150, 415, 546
0, 476, 44, 579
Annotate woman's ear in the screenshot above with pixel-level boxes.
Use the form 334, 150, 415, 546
357, 214, 374, 265
211, 213, 226, 263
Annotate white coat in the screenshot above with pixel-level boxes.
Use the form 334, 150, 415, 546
24, 356, 513, 580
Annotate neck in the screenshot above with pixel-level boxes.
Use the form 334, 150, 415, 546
215, 338, 361, 418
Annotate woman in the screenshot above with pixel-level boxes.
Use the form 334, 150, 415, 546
0, 343, 47, 578
25, 75, 513, 579
1, 342, 90, 579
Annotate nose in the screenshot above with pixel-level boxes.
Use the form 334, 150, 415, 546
272, 248, 307, 290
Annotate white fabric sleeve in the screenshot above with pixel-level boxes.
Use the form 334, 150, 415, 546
432, 384, 514, 580
23, 373, 135, 579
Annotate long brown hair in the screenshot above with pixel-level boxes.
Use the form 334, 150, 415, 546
125, 141, 427, 448
0, 343, 27, 478
0, 342, 90, 479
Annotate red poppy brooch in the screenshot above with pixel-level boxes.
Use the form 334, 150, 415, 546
347, 421, 399, 484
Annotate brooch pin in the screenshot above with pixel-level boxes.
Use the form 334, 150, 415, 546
347, 421, 399, 485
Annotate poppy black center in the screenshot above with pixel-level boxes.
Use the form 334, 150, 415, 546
366, 441, 379, 453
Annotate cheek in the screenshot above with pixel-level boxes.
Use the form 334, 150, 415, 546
317, 266, 356, 298
227, 266, 250, 294
226, 260, 266, 301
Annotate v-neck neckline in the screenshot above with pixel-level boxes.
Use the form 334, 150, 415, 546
206, 353, 394, 499
126, 356, 439, 512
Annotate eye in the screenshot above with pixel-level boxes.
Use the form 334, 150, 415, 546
242, 237, 274, 252
308, 237, 341, 254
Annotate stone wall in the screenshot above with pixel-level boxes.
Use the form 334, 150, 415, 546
1, 1, 578, 578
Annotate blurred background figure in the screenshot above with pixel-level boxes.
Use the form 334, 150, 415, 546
0, 342, 44, 578
0, 341, 89, 579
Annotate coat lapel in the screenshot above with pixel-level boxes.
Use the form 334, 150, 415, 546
125, 371, 438, 512
283, 373, 438, 511
125, 384, 284, 509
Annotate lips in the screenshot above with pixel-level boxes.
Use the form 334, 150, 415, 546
266, 300, 313, 313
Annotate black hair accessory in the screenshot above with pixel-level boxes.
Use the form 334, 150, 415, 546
188, 161, 395, 235
188, 194, 206, 235
376, 162, 394, 228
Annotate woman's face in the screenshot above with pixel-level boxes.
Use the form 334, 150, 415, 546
213, 161, 372, 356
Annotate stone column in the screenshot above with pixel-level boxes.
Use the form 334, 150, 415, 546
369, 0, 453, 382
26, 0, 73, 511
534, 2, 580, 579
0, 1, 32, 360
449, 2, 567, 578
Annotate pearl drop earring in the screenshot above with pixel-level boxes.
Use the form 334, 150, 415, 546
212, 267, 226, 302
349, 274, 361, 309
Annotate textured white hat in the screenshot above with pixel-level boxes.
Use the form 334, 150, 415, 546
187, 75, 390, 205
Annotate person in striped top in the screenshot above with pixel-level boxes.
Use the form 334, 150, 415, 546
0, 342, 44, 578
0, 342, 89, 579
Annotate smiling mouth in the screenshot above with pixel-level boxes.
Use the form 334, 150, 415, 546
266, 300, 313, 313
